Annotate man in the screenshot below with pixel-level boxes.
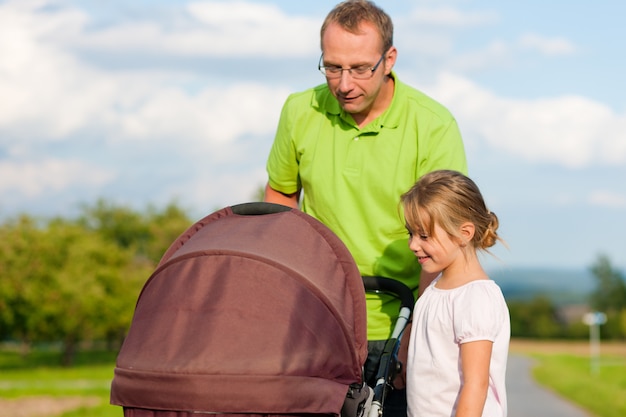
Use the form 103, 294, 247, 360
264, 1, 467, 414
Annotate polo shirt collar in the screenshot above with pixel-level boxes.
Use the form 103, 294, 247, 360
315, 71, 402, 133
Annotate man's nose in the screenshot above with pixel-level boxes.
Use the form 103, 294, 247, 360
337, 70, 354, 91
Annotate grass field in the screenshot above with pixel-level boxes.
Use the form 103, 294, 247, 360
510, 339, 626, 417
0, 347, 119, 417
0, 340, 625, 417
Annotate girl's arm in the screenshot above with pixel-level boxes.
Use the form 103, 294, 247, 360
456, 340, 493, 417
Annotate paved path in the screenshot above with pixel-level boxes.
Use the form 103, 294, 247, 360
507, 354, 593, 417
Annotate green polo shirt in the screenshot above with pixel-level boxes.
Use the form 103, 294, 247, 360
267, 73, 467, 340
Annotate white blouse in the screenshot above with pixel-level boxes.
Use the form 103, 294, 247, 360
406, 278, 510, 417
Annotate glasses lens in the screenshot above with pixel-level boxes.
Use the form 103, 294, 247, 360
320, 67, 340, 78
351, 69, 372, 80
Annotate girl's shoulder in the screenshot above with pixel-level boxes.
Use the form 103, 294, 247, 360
449, 280, 510, 342
428, 278, 507, 311
430, 277, 503, 295
454, 279, 505, 300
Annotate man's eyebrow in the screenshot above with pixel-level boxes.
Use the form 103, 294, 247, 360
322, 58, 374, 67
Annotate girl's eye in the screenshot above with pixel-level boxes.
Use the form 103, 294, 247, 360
419, 234, 429, 240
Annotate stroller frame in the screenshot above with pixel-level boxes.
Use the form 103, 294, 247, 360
361, 277, 414, 417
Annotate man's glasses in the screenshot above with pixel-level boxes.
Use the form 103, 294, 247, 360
318, 53, 386, 80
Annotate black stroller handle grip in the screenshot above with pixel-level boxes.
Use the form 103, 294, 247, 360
362, 276, 415, 312
231, 202, 292, 215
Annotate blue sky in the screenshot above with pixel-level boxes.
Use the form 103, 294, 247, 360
1, 0, 625, 271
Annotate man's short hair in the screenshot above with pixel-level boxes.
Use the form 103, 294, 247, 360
320, 0, 394, 53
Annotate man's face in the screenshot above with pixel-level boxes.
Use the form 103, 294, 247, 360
321, 22, 395, 122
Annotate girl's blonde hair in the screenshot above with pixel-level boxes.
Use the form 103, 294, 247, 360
401, 170, 501, 251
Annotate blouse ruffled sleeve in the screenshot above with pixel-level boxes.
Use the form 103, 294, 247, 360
452, 281, 507, 344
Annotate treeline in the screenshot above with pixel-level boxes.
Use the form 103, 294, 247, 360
507, 255, 626, 340
0, 200, 193, 365
1, 201, 625, 365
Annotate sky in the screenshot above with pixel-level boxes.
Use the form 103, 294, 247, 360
1, 0, 625, 271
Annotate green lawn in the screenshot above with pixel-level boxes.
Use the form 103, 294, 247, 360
511, 339, 626, 417
0, 347, 121, 417
530, 353, 626, 417
1, 341, 625, 417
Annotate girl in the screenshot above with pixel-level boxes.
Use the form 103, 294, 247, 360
402, 170, 510, 417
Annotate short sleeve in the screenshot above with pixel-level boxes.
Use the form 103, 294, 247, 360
266, 94, 301, 194
452, 281, 507, 344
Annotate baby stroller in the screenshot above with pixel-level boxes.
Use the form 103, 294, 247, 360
110, 202, 413, 417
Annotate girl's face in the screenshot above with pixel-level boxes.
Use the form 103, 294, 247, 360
407, 220, 464, 275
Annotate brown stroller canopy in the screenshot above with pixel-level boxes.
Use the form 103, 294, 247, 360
110, 203, 368, 415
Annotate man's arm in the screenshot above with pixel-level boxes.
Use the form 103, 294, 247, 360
263, 182, 300, 208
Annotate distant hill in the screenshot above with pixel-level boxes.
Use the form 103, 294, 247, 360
486, 267, 595, 305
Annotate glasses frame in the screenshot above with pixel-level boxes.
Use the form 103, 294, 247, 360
318, 53, 386, 79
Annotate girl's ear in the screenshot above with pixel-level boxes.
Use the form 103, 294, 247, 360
459, 222, 475, 246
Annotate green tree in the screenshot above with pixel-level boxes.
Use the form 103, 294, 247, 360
0, 215, 47, 352
0, 215, 151, 364
589, 254, 626, 312
78, 199, 192, 264
0, 199, 195, 364
589, 254, 626, 339
508, 296, 563, 338
52, 218, 154, 363
73, 200, 193, 351
78, 199, 151, 251
144, 201, 193, 263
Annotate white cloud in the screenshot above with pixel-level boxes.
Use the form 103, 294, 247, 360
429, 73, 626, 168
0, 159, 114, 198
396, 5, 499, 59
59, 1, 320, 58
408, 6, 499, 28
115, 82, 289, 147
447, 35, 576, 73
588, 191, 626, 209
449, 40, 513, 72
0, 0, 291, 211
179, 165, 268, 215
0, 0, 291, 153
518, 33, 577, 56
0, 0, 118, 140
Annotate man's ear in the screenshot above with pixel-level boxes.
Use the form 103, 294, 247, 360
384, 46, 397, 74
459, 222, 475, 246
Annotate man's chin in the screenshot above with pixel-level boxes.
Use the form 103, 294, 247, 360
340, 102, 366, 116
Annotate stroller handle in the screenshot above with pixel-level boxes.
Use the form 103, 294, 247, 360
231, 202, 292, 215
362, 276, 414, 417
362, 276, 415, 313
